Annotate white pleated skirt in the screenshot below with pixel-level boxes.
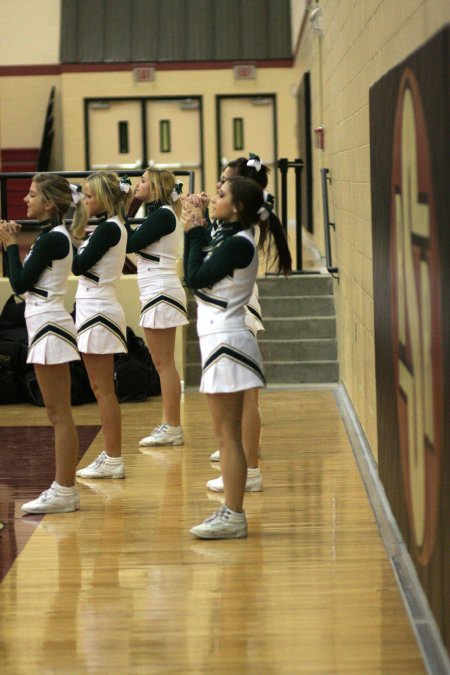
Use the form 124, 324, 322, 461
245, 305, 264, 336
26, 311, 80, 365
199, 329, 266, 394
139, 277, 188, 329
75, 298, 127, 354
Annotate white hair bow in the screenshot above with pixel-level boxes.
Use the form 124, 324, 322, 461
119, 175, 132, 194
70, 183, 84, 205
171, 181, 183, 202
247, 153, 262, 172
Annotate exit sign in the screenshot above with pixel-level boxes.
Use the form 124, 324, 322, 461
133, 65, 156, 82
233, 64, 257, 80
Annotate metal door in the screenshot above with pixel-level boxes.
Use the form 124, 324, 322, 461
145, 98, 202, 194
217, 95, 277, 197
86, 99, 143, 170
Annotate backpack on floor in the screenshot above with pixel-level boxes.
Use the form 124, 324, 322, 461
0, 295, 31, 404
114, 327, 161, 403
0, 338, 29, 404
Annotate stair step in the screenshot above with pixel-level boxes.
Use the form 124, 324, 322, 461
257, 274, 333, 296
184, 274, 338, 387
187, 296, 335, 318
258, 338, 337, 361
262, 317, 336, 339
185, 360, 339, 387
185, 338, 338, 363
260, 295, 335, 317
264, 361, 339, 383
186, 317, 336, 341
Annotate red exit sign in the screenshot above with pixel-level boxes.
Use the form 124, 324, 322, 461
133, 65, 156, 82
233, 63, 257, 80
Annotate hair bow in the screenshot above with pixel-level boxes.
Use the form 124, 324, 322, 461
171, 181, 183, 202
263, 190, 274, 206
119, 175, 132, 193
69, 183, 84, 205
247, 153, 262, 172
257, 197, 273, 221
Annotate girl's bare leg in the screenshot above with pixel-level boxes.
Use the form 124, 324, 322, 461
82, 353, 121, 457
242, 387, 261, 468
144, 327, 181, 427
34, 363, 78, 486
207, 391, 246, 512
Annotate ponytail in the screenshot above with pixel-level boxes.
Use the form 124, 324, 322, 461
258, 211, 292, 276
70, 200, 89, 240
227, 176, 291, 276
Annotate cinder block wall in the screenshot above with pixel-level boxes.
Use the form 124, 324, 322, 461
292, 0, 450, 458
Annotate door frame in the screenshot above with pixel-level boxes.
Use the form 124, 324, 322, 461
84, 95, 204, 190
297, 72, 313, 233
215, 93, 278, 202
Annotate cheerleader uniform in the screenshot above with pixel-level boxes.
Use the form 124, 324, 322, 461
5, 221, 79, 365
210, 220, 264, 337
72, 215, 127, 354
127, 202, 188, 329
184, 223, 266, 394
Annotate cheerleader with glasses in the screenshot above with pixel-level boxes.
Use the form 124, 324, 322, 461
0, 174, 83, 513
127, 168, 188, 449
72, 171, 133, 481
183, 176, 291, 539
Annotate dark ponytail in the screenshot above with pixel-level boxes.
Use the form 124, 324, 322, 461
227, 176, 291, 276
259, 211, 292, 276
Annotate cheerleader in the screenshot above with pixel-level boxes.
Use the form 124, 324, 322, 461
190, 155, 279, 496
0, 174, 82, 513
184, 176, 291, 539
72, 171, 133, 480
127, 168, 188, 448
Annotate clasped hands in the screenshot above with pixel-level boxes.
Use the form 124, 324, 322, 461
0, 219, 21, 248
181, 193, 209, 232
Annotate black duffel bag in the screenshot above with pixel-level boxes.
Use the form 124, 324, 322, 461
114, 327, 161, 403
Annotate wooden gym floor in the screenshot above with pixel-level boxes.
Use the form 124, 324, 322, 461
0, 388, 425, 673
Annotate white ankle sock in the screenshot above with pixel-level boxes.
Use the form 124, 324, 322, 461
247, 467, 260, 477
225, 507, 246, 520
53, 481, 76, 493
105, 453, 122, 463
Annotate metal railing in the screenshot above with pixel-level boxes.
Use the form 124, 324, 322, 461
0, 169, 194, 274
277, 157, 319, 274
320, 168, 338, 277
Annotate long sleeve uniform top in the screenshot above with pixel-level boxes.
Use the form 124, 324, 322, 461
72, 216, 127, 300
184, 223, 258, 336
5, 223, 72, 318
126, 203, 180, 284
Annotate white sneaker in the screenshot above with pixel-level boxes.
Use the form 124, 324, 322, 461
190, 506, 247, 540
76, 451, 125, 479
206, 471, 263, 493
209, 449, 261, 462
22, 482, 80, 514
139, 424, 184, 447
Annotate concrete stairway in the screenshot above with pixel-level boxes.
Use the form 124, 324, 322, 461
184, 274, 339, 387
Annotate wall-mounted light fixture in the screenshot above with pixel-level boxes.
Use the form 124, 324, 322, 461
310, 6, 323, 36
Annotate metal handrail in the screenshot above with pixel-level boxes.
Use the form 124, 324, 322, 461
0, 169, 194, 274
0, 168, 195, 222
276, 157, 309, 273
320, 168, 338, 276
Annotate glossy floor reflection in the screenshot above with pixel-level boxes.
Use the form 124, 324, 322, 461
0, 424, 100, 582
0, 392, 425, 673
